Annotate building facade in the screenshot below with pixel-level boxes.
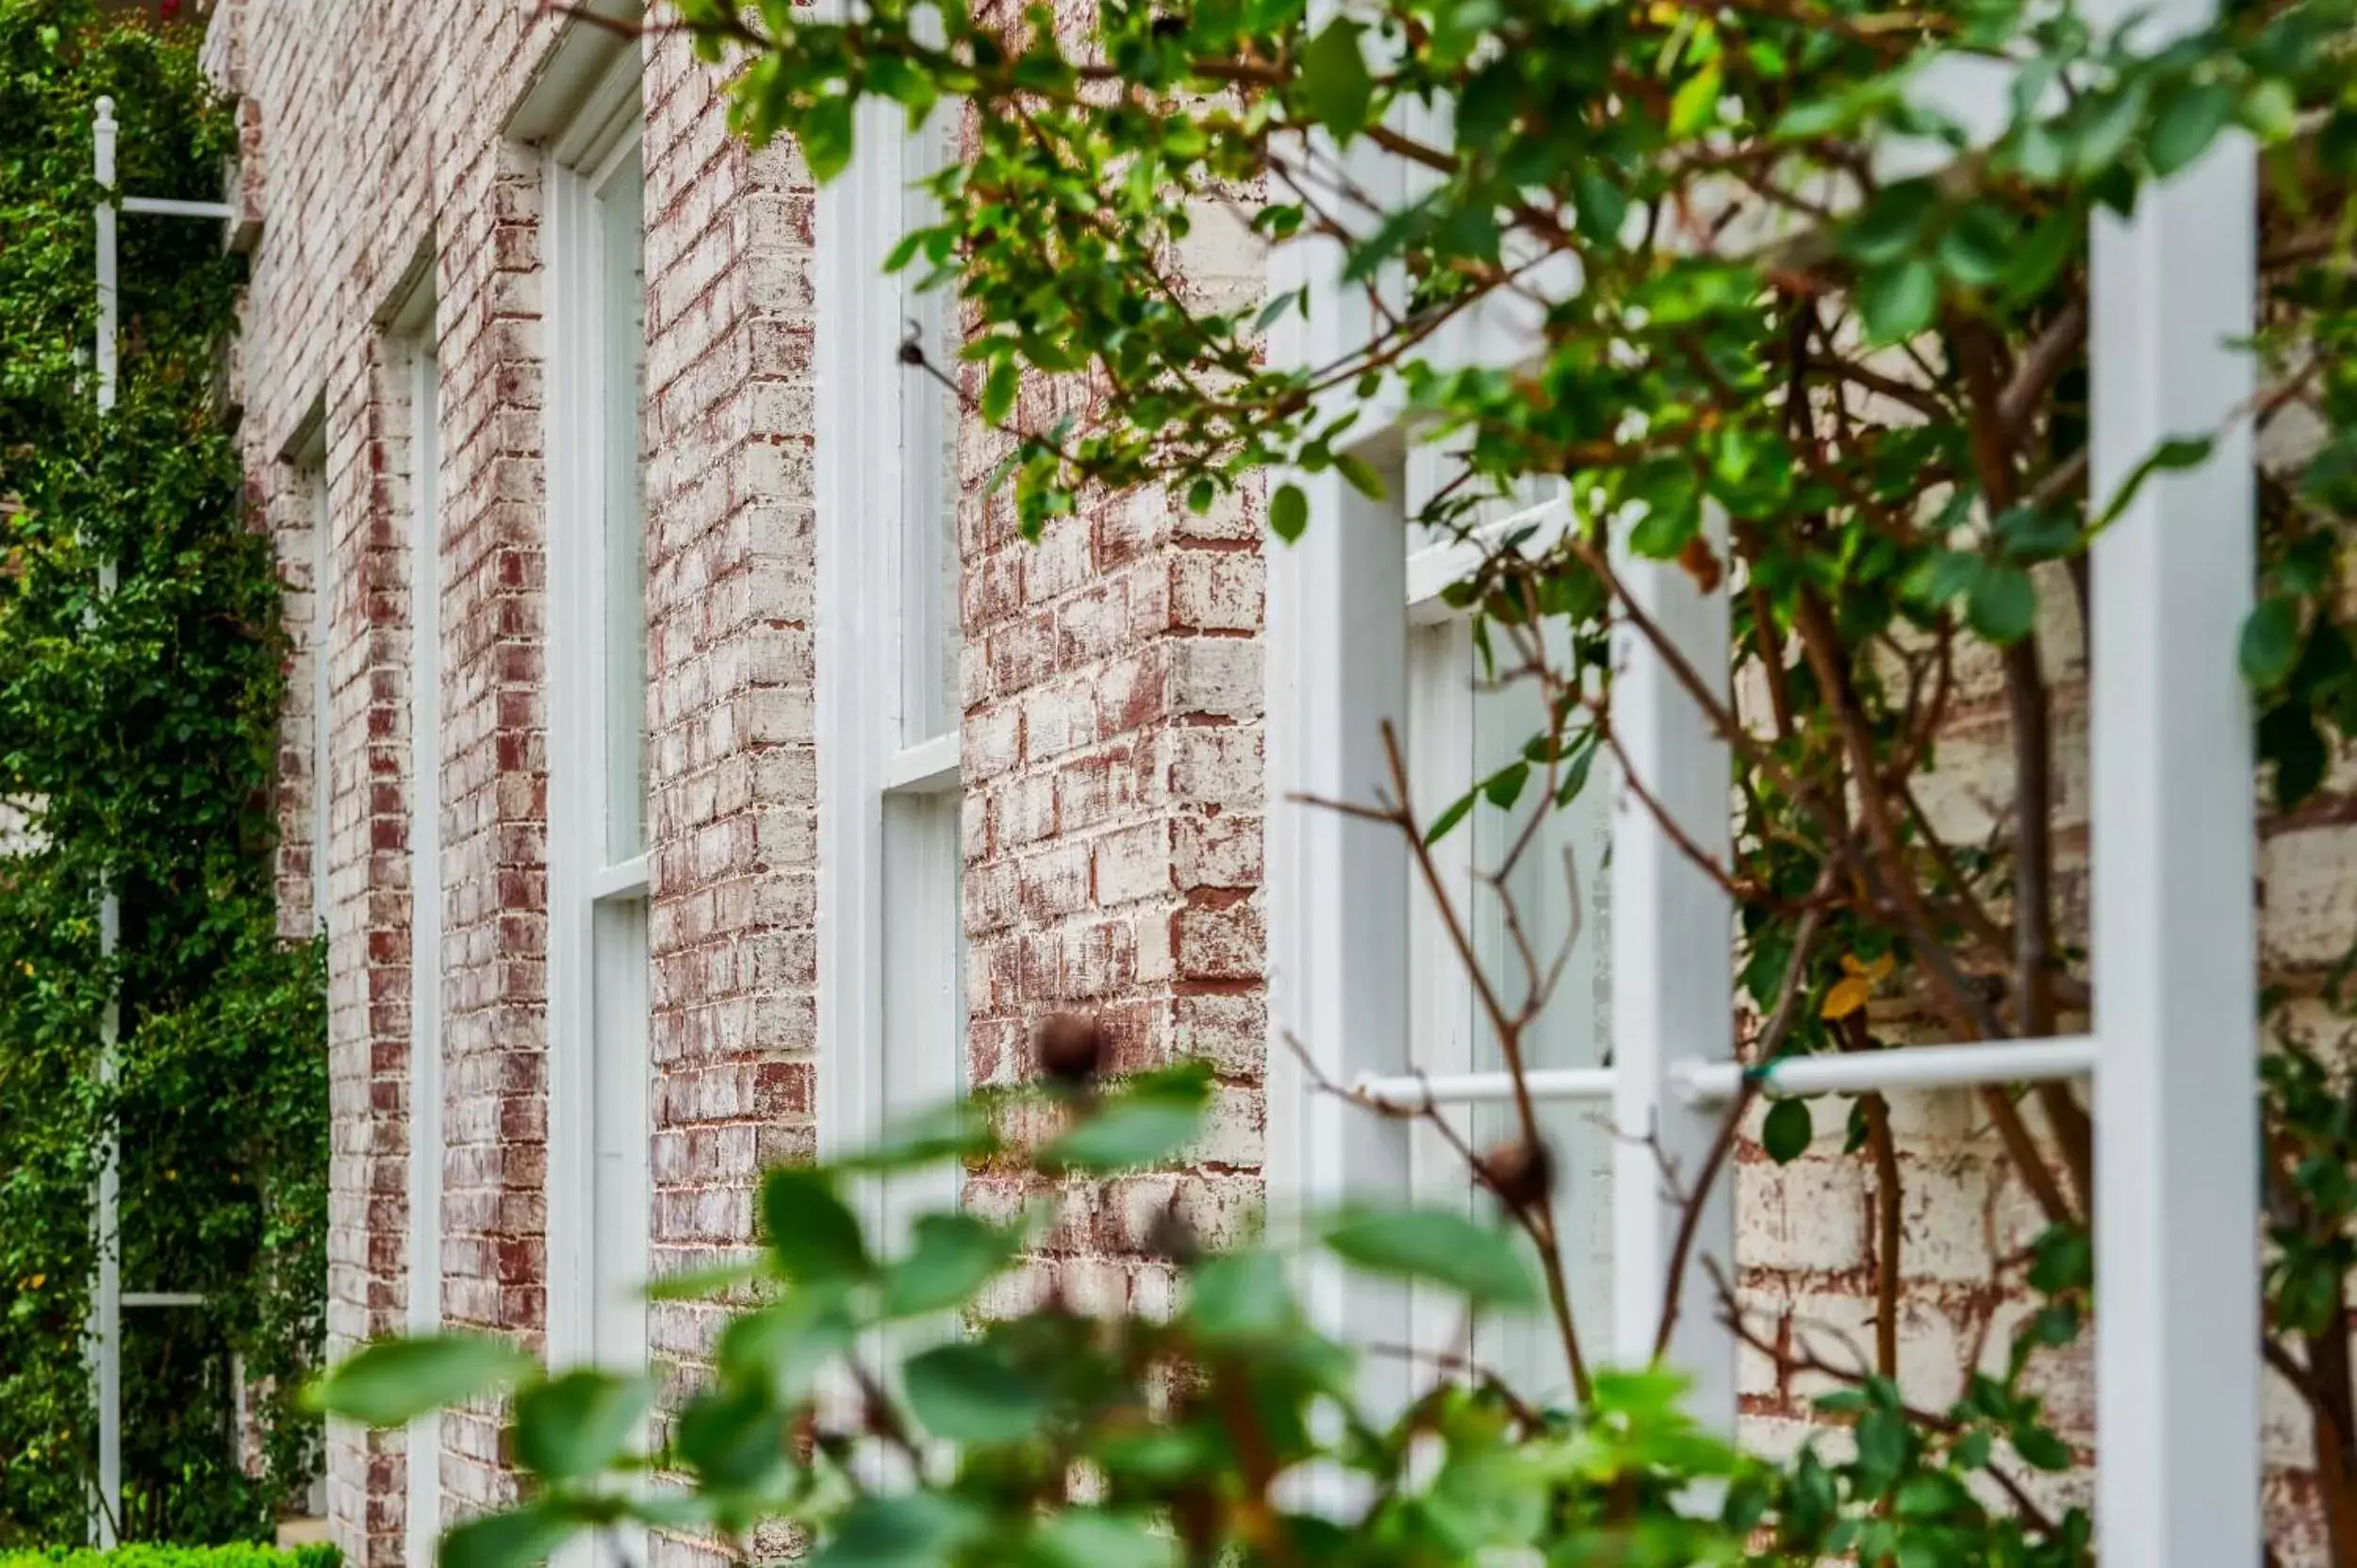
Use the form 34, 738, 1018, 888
199, 0, 2356, 1563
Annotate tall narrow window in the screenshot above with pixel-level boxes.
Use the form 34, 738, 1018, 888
400, 327, 443, 1568
545, 56, 651, 1390
881, 112, 966, 1217
305, 457, 331, 934
816, 107, 968, 1244
1400, 476, 1608, 1408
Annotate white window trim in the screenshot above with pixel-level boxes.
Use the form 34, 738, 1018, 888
816, 88, 965, 1242
308, 463, 333, 935
542, 50, 651, 1392
399, 319, 444, 1568
1263, 0, 2257, 1545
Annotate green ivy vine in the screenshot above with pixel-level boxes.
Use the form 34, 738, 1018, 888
0, 0, 325, 1543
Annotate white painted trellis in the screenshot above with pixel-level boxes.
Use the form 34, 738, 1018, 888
85, 95, 242, 1547
1264, 0, 2258, 1560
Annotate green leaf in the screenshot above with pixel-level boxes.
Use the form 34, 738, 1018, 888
981, 356, 1020, 425
2012, 1423, 2073, 1471
513, 1369, 651, 1482
305, 1332, 537, 1426
2240, 78, 2298, 141
883, 1213, 1022, 1317
1030, 1510, 1177, 1568
1335, 453, 1387, 500
2092, 435, 2215, 530
1992, 505, 2080, 562
1298, 19, 1375, 140
1270, 482, 1310, 543
1425, 787, 1477, 845
676, 1382, 789, 1489
1040, 1095, 1206, 1173
2240, 597, 2301, 690
1762, 1098, 1813, 1164
438, 1502, 581, 1568
2149, 82, 2235, 178
1967, 562, 2037, 644
1858, 257, 1938, 344
1903, 548, 1984, 612
1554, 735, 1599, 807
901, 1341, 1052, 1444
1669, 60, 1723, 138
759, 1166, 870, 1284
1999, 207, 2081, 305
811, 1494, 984, 1568
1324, 1209, 1538, 1308
1188, 1249, 1296, 1344
1573, 167, 1629, 245
1893, 1470, 1970, 1518
802, 94, 856, 184
718, 1289, 857, 1405
1844, 184, 1934, 267
2069, 80, 2150, 178
1481, 759, 1529, 810
1935, 206, 2014, 289
2261, 700, 2329, 809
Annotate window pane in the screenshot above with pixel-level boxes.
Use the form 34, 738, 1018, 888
599, 150, 649, 864
1406, 614, 1610, 1412
899, 120, 960, 748
590, 896, 650, 1370
1468, 619, 1610, 1406
882, 791, 965, 1233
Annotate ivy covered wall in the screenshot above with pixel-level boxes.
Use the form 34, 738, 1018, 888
0, 0, 325, 1543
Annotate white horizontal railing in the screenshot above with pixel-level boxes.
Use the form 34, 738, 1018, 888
1673, 1035, 2097, 1105
1353, 1065, 1615, 1108
119, 194, 236, 221
1352, 1034, 2097, 1112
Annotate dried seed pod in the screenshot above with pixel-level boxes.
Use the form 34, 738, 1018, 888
1033, 1012, 1107, 1084
1480, 1137, 1555, 1213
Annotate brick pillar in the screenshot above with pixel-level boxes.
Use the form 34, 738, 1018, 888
959, 206, 1272, 1311
430, 139, 552, 1519
639, 37, 820, 1568
320, 341, 427, 1568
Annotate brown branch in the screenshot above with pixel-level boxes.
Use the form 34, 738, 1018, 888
1863, 1086, 1902, 1380
1652, 902, 1827, 1362
1996, 298, 2087, 442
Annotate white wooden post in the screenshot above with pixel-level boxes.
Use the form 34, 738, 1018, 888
89, 93, 124, 1550
2086, 15, 2261, 1558
404, 338, 445, 1568
1609, 510, 1735, 1428
1264, 457, 1414, 1406
1261, 42, 1421, 1411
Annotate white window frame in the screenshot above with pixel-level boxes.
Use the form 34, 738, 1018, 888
1395, 484, 1612, 1394
1264, 0, 2257, 1548
287, 432, 333, 939
395, 309, 445, 1568
543, 52, 652, 1396
816, 88, 966, 1238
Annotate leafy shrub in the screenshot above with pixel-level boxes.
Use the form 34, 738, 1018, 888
0, 1546, 339, 1568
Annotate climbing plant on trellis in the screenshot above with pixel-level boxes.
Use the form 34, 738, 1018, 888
0, 0, 326, 1543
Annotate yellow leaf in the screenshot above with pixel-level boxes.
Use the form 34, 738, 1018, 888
27, 1273, 44, 1290
1838, 951, 1894, 982
1821, 975, 1873, 1020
